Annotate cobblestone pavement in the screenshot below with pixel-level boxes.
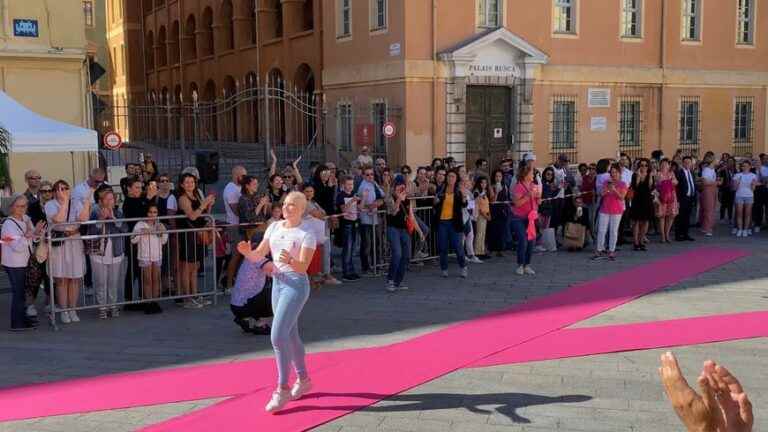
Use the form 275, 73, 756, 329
0, 224, 766, 431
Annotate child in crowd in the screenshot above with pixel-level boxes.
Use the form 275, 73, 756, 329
733, 160, 758, 237
230, 249, 274, 335
336, 176, 360, 281
266, 202, 283, 228
131, 204, 168, 314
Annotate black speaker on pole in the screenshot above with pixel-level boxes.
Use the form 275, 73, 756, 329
195, 151, 220, 185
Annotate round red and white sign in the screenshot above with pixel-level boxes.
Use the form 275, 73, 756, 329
382, 122, 396, 138
103, 132, 123, 150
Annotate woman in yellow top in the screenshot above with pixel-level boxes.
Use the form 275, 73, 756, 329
433, 169, 469, 278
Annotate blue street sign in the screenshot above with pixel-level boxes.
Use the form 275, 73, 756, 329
13, 19, 39, 38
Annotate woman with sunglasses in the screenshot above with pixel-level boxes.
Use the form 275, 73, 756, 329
3, 194, 46, 331
26, 181, 54, 316
45, 180, 92, 324
629, 159, 655, 250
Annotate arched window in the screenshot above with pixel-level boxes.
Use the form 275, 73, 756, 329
268, 69, 285, 145
184, 15, 197, 61
223, 75, 238, 142
294, 64, 316, 146
157, 26, 167, 67
220, 0, 235, 50
170, 21, 180, 64
249, 0, 257, 44
145, 31, 154, 70
202, 7, 215, 56
245, 71, 259, 140
203, 79, 218, 140
303, 0, 314, 31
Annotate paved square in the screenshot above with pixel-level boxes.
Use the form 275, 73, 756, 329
0, 227, 766, 431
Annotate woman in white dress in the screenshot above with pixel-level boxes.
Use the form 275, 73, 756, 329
238, 191, 317, 413
45, 180, 92, 324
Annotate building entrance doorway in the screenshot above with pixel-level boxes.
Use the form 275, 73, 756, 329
465, 86, 513, 169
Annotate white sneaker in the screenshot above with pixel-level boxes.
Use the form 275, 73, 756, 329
524, 266, 536, 275
60, 311, 71, 324
290, 379, 313, 400
69, 310, 80, 323
385, 281, 396, 293
265, 389, 291, 413
459, 267, 468, 278
515, 266, 525, 276
747, 229, 753, 236
737, 230, 743, 237
26, 304, 37, 317
441, 270, 449, 278
469, 256, 483, 264
732, 227, 739, 235
534, 245, 547, 253
396, 284, 409, 291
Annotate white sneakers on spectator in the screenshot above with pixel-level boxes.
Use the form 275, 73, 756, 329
60, 311, 71, 324
265, 388, 291, 413
516, 265, 536, 276
460, 267, 468, 278
26, 305, 37, 317
385, 281, 397, 292
69, 310, 80, 322
524, 266, 536, 275
441, 270, 449, 278
732, 227, 739, 235
534, 245, 548, 253
290, 379, 312, 400
468, 256, 483, 264
747, 229, 753, 236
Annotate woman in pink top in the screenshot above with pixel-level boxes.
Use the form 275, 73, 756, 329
510, 165, 541, 276
654, 158, 679, 244
594, 163, 628, 261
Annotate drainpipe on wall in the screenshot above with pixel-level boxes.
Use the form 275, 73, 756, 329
657, 0, 666, 153
431, 0, 438, 159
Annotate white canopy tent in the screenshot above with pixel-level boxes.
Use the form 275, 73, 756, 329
0, 90, 97, 153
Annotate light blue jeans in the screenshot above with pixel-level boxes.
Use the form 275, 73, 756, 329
271, 271, 310, 386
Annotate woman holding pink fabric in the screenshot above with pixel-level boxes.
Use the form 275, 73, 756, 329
510, 165, 540, 276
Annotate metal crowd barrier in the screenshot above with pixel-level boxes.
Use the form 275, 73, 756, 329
370, 196, 441, 275
45, 214, 218, 331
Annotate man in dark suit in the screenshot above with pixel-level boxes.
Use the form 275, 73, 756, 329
675, 156, 696, 241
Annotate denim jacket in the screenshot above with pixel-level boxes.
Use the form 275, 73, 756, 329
87, 207, 128, 257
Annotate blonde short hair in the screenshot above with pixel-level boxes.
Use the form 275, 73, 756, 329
284, 191, 308, 212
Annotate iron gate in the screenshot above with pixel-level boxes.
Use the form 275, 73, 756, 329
96, 81, 326, 181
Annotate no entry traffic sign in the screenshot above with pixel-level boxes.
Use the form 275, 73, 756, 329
382, 122, 396, 138
103, 132, 123, 150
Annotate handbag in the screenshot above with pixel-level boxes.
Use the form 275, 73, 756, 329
35, 240, 48, 263
197, 227, 213, 246
50, 203, 71, 248
83, 223, 106, 255
563, 222, 586, 250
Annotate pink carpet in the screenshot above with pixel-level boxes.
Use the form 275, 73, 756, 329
141, 247, 748, 432
472, 310, 768, 368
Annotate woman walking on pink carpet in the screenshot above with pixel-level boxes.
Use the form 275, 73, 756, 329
238, 191, 317, 413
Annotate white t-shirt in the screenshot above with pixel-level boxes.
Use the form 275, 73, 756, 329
223, 182, 241, 225
759, 165, 768, 185
164, 194, 178, 211
264, 220, 317, 274
734, 172, 757, 198
621, 168, 633, 186
701, 167, 716, 183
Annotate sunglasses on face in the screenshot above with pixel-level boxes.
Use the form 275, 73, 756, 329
40, 189, 53, 193
159, 179, 169, 183
28, 176, 41, 181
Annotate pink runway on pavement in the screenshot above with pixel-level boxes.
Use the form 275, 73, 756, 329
141, 247, 749, 432
471, 310, 768, 368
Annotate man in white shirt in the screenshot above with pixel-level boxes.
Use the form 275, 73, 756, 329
224, 165, 247, 288
357, 146, 373, 168
72, 168, 106, 205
